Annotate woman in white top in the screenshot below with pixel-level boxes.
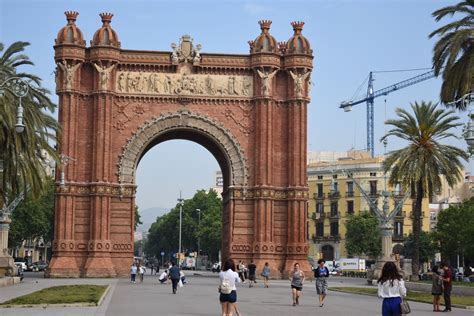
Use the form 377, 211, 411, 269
218, 258, 241, 316
377, 261, 407, 316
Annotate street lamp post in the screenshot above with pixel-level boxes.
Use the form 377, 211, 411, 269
177, 191, 184, 264
0, 77, 30, 133
196, 208, 201, 270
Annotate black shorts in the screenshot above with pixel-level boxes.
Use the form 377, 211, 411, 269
248, 274, 256, 281
220, 290, 237, 303
291, 285, 302, 291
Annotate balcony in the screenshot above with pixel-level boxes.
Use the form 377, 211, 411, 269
345, 191, 354, 198
313, 192, 325, 200
394, 211, 406, 218
329, 211, 339, 219
409, 211, 425, 219
369, 190, 381, 198
327, 191, 340, 199
311, 212, 326, 221
392, 234, 405, 242
312, 235, 340, 243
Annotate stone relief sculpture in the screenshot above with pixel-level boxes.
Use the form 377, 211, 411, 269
257, 69, 278, 97
57, 60, 81, 90
94, 63, 115, 90
289, 70, 311, 98
116, 71, 253, 97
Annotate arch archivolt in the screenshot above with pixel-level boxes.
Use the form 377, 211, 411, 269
117, 109, 249, 187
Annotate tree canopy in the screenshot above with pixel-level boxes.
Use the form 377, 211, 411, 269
433, 198, 474, 262
403, 231, 437, 264
429, 0, 473, 107
0, 41, 59, 203
145, 189, 222, 262
345, 211, 381, 259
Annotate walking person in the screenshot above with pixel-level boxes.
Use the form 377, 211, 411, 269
238, 261, 245, 283
377, 261, 407, 316
314, 258, 330, 307
431, 266, 443, 312
289, 262, 305, 306
261, 262, 270, 288
169, 261, 181, 294
440, 262, 452, 312
130, 263, 137, 283
247, 260, 257, 288
139, 264, 146, 283
218, 258, 241, 316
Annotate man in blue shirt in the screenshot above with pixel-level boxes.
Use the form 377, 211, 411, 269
168, 261, 181, 294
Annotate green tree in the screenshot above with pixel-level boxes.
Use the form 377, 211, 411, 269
429, 1, 473, 108
8, 178, 55, 250
145, 189, 222, 261
0, 41, 59, 203
433, 198, 474, 262
134, 205, 142, 231
345, 211, 381, 258
381, 101, 468, 279
403, 231, 437, 264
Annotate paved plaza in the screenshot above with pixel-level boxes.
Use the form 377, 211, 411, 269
0, 273, 472, 315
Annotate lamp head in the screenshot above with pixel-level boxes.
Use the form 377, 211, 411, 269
15, 123, 25, 133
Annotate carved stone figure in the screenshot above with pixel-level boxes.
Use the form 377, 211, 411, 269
257, 69, 278, 97
193, 44, 202, 65
94, 63, 115, 90
228, 76, 236, 95
57, 60, 81, 90
170, 35, 202, 64
118, 73, 126, 92
171, 43, 179, 64
242, 77, 252, 96
289, 70, 311, 98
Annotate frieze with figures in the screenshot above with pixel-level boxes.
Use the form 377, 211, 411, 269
116, 71, 253, 97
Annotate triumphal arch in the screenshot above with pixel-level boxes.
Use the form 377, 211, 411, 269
48, 11, 313, 277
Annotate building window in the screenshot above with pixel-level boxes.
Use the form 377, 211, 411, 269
370, 172, 377, 177
331, 181, 338, 193
369, 180, 377, 195
330, 202, 338, 216
317, 203, 324, 213
317, 175, 323, 180
394, 221, 403, 236
347, 181, 354, 196
430, 212, 437, 221
317, 183, 324, 197
347, 200, 354, 214
330, 222, 339, 236
316, 222, 324, 237
333, 174, 338, 179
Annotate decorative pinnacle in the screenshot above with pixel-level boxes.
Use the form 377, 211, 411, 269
278, 41, 287, 54
258, 20, 272, 32
99, 12, 114, 25
64, 11, 79, 24
291, 21, 305, 34
247, 40, 254, 47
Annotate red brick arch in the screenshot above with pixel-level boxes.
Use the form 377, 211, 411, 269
47, 12, 312, 277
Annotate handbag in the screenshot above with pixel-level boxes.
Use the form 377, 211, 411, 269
400, 298, 411, 314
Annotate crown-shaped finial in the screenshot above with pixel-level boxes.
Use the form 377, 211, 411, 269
258, 20, 272, 31
99, 12, 114, 25
278, 41, 287, 54
248, 40, 255, 47
291, 21, 305, 34
64, 11, 79, 24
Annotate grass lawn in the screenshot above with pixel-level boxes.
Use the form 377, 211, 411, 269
0, 285, 108, 306
330, 287, 474, 307
416, 280, 474, 287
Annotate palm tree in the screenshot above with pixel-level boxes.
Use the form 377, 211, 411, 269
429, 0, 473, 109
0, 41, 59, 204
381, 101, 468, 279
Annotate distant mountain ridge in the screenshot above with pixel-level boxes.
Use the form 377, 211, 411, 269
137, 206, 170, 233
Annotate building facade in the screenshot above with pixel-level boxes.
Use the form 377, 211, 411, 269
307, 151, 430, 261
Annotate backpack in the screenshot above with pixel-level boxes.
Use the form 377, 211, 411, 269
219, 278, 233, 294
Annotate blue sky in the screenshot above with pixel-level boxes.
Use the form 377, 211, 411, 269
2, 0, 471, 210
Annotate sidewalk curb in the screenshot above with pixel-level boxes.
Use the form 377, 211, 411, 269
329, 288, 474, 310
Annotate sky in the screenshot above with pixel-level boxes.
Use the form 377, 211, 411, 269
1, 0, 472, 211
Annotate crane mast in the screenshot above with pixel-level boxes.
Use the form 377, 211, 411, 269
341, 69, 436, 157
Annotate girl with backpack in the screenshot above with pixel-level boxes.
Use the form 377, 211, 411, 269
218, 258, 241, 316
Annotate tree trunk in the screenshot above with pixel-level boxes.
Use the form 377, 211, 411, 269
411, 179, 423, 280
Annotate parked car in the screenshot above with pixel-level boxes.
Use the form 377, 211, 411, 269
211, 262, 221, 273
14, 261, 27, 271
30, 261, 48, 272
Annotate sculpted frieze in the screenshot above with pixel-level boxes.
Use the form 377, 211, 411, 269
116, 71, 253, 97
